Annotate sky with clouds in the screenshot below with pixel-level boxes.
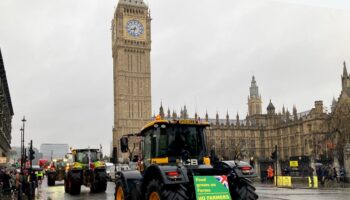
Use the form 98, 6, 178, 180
0, 0, 350, 153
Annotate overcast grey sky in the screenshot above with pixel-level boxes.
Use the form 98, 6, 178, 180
1, 0, 350, 153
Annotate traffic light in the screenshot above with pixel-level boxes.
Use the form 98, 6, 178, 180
112, 147, 118, 164
29, 140, 35, 161
29, 148, 35, 160
271, 150, 277, 160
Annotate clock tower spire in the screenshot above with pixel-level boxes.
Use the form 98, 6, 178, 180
112, 0, 152, 158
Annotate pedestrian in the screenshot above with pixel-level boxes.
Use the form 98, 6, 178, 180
328, 165, 334, 181
316, 166, 322, 185
267, 165, 274, 183
320, 166, 325, 186
308, 165, 314, 188
1, 170, 12, 195
36, 170, 43, 187
333, 167, 339, 183
339, 166, 345, 183
10, 171, 16, 193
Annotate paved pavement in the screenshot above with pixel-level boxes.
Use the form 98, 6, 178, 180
256, 183, 350, 200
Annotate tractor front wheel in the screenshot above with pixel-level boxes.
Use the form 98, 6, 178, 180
115, 179, 128, 200
145, 179, 189, 200
64, 177, 70, 193
229, 178, 258, 200
68, 175, 81, 195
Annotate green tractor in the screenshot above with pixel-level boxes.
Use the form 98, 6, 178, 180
64, 148, 107, 195
115, 119, 259, 200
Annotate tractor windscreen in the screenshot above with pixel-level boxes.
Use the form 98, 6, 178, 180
75, 150, 101, 164
143, 124, 208, 161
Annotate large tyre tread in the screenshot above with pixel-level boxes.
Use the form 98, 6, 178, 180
145, 179, 189, 200
115, 179, 130, 200
230, 178, 258, 200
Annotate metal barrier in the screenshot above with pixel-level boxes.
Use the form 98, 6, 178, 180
274, 176, 318, 188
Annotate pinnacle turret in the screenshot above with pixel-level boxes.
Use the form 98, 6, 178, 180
159, 102, 164, 119
183, 105, 188, 119
331, 97, 337, 112
236, 113, 240, 126
343, 61, 348, 78
167, 108, 171, 119
226, 111, 230, 126
342, 61, 350, 90
293, 105, 298, 120
216, 112, 219, 126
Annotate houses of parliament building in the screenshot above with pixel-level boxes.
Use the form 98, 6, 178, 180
112, 1, 350, 166
157, 65, 350, 165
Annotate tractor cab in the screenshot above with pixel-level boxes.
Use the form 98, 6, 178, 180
72, 149, 103, 164
121, 119, 211, 168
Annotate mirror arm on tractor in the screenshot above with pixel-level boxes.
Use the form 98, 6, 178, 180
120, 133, 141, 161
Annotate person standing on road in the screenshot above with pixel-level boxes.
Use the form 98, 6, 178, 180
333, 167, 339, 183
308, 166, 314, 188
267, 165, 274, 183
36, 170, 43, 187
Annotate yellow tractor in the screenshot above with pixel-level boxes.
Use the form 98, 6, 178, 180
115, 118, 258, 200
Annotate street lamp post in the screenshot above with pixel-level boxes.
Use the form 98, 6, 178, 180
20, 127, 24, 173
21, 116, 26, 171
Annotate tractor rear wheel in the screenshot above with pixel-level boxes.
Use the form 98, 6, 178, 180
145, 179, 189, 200
229, 178, 258, 200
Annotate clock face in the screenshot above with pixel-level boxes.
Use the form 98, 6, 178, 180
126, 19, 144, 37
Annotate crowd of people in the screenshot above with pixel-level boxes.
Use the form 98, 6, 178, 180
0, 166, 44, 198
262, 163, 347, 187
0, 168, 18, 197
316, 165, 346, 186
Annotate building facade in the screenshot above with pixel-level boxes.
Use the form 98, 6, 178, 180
112, 0, 152, 157
0, 49, 14, 159
40, 143, 69, 160
159, 63, 350, 169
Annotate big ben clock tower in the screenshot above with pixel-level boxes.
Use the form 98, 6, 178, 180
112, 0, 152, 158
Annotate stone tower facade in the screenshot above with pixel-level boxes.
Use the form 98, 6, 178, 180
248, 76, 262, 116
112, 0, 152, 157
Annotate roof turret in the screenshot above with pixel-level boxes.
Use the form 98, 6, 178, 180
267, 100, 275, 110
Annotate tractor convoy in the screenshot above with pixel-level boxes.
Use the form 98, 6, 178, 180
60, 118, 258, 199
114, 118, 259, 200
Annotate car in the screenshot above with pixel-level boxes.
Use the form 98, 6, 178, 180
108, 164, 130, 181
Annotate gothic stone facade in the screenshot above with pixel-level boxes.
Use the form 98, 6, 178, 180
0, 49, 14, 158
159, 63, 350, 164
112, 0, 152, 157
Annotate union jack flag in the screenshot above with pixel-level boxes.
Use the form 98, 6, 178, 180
215, 175, 229, 189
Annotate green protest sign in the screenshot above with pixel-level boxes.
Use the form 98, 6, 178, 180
194, 176, 232, 200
